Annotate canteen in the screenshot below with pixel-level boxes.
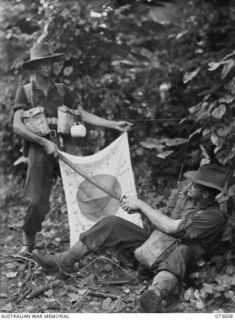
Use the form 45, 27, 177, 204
70, 122, 87, 137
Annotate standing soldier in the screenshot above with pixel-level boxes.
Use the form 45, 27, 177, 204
13, 42, 132, 257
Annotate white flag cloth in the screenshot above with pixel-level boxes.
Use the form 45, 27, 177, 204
59, 132, 143, 247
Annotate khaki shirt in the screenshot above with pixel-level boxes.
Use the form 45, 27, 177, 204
13, 81, 77, 116
166, 189, 224, 254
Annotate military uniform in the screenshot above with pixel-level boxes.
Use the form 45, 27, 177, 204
14, 81, 79, 235
79, 194, 224, 280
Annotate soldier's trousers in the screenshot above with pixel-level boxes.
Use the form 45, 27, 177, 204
22, 143, 57, 235
80, 216, 200, 281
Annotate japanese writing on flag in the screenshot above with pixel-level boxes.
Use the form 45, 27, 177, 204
59, 132, 143, 247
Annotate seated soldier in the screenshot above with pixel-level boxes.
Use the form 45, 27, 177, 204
32, 164, 229, 312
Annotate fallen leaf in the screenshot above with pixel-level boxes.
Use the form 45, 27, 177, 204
194, 289, 201, 300
5, 271, 17, 279
199, 288, 208, 300
184, 287, 194, 301
89, 301, 101, 307
44, 289, 53, 297
1, 303, 13, 312
79, 274, 95, 287
224, 290, 235, 302
102, 297, 115, 311
202, 283, 214, 295
115, 298, 126, 312
0, 293, 7, 298
195, 299, 205, 310
125, 293, 136, 302
214, 284, 230, 292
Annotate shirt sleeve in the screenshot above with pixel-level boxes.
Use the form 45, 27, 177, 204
176, 208, 223, 240
13, 86, 29, 112
64, 85, 80, 110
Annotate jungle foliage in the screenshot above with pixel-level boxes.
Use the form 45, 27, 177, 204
1, 0, 235, 191
1, 0, 235, 312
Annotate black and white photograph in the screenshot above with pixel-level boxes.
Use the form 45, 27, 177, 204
1, 0, 235, 317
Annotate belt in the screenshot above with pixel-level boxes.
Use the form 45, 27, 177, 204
49, 129, 57, 138
47, 117, 58, 126
46, 116, 58, 138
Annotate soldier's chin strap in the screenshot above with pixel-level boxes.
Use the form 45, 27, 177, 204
57, 150, 121, 201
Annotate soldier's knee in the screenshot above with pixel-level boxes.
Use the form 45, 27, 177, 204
28, 199, 50, 216
177, 245, 193, 260
102, 215, 120, 227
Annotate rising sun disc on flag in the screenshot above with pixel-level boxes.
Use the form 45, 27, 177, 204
76, 174, 122, 221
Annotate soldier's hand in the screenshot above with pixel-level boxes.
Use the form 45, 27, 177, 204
42, 139, 58, 158
114, 121, 133, 132
120, 195, 140, 213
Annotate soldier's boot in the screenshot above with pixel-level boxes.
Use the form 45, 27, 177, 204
139, 270, 178, 313
32, 240, 89, 276
17, 232, 36, 258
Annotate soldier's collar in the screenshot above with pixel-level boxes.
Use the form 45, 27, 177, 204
31, 79, 55, 92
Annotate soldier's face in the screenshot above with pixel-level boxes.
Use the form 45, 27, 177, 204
188, 182, 203, 200
34, 59, 53, 78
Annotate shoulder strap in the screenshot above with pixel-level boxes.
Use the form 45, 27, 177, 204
24, 82, 66, 107
55, 83, 65, 100
23, 83, 32, 107
24, 82, 65, 106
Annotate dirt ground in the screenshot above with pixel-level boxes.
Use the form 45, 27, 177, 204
1, 174, 235, 314
0, 174, 150, 313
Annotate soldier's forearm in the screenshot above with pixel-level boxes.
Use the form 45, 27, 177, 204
14, 123, 46, 146
79, 107, 115, 129
13, 110, 46, 146
138, 200, 182, 234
